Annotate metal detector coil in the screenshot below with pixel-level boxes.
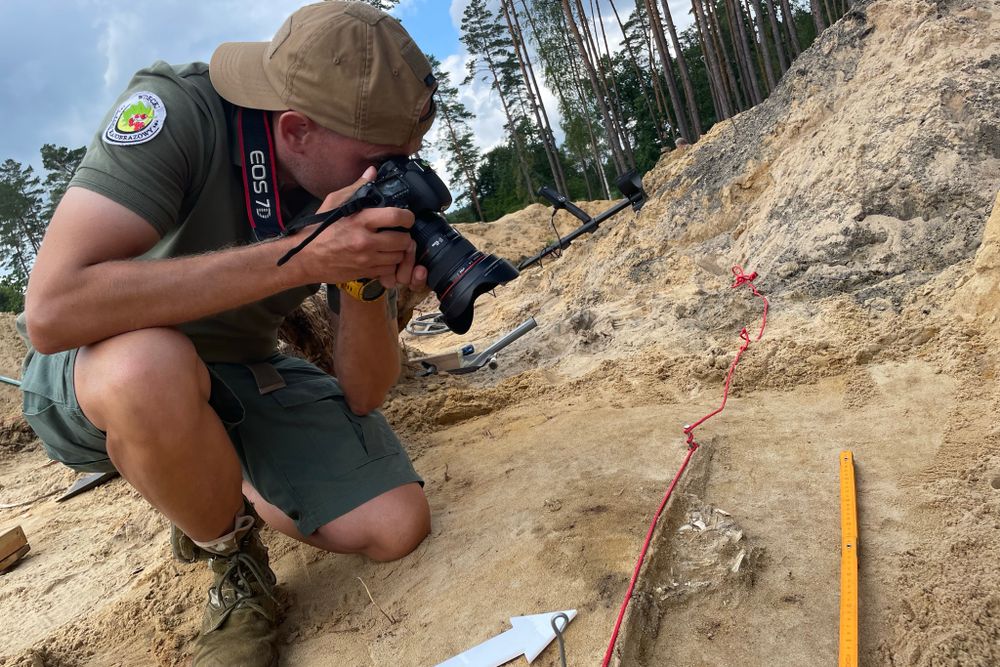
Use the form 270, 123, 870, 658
405, 312, 451, 336
411, 318, 538, 376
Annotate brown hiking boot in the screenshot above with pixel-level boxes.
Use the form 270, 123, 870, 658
173, 504, 280, 667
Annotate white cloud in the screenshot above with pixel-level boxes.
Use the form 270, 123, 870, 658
449, 0, 471, 32
1, 0, 304, 170
97, 13, 141, 92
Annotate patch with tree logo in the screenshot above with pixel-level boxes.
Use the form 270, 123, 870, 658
103, 92, 166, 146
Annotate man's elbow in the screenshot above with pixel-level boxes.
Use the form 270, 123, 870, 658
23, 302, 73, 355
345, 393, 385, 417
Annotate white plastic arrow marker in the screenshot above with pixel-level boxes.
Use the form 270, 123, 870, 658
435, 609, 577, 667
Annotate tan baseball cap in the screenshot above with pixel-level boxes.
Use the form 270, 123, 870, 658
210, 1, 436, 146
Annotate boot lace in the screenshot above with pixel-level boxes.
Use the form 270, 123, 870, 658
208, 551, 277, 624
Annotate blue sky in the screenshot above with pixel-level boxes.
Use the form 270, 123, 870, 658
395, 0, 463, 60
0, 0, 678, 196
0, 1, 466, 172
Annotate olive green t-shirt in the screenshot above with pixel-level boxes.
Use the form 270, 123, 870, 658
66, 60, 319, 363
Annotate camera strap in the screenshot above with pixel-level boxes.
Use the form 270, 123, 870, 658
236, 107, 382, 264
237, 108, 286, 240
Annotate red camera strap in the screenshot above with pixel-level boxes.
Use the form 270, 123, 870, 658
237, 108, 286, 240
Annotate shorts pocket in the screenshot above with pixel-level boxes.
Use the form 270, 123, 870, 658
22, 401, 113, 471
269, 377, 391, 460
271, 377, 344, 407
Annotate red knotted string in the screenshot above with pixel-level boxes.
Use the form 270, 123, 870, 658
601, 265, 768, 667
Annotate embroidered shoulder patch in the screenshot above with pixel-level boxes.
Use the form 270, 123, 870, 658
103, 92, 167, 146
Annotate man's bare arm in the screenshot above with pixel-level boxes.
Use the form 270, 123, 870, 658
332, 239, 428, 415
332, 295, 402, 415
26, 185, 414, 354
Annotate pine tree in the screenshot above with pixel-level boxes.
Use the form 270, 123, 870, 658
499, 0, 569, 193
427, 57, 485, 222
528, 0, 613, 198
40, 144, 85, 221
360, 0, 399, 10
461, 0, 536, 202
0, 159, 45, 287
561, 0, 628, 174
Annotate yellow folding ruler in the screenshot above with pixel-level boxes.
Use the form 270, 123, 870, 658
839, 451, 859, 667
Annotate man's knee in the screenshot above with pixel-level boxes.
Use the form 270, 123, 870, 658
76, 327, 209, 432
370, 496, 431, 562
314, 485, 431, 561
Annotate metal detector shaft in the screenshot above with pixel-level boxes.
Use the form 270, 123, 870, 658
537, 185, 592, 222
0, 376, 21, 387
517, 197, 636, 271
411, 317, 538, 375
471, 317, 537, 363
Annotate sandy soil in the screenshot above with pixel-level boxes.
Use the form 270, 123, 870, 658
2, 0, 1000, 665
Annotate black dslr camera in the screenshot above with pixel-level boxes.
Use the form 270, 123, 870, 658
366, 158, 518, 335
280, 157, 519, 335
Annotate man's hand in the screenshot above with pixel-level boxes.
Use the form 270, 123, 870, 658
288, 167, 428, 292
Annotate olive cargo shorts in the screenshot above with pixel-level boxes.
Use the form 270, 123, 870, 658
20, 350, 422, 536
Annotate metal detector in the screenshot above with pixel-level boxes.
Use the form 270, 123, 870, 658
411, 318, 538, 376
518, 171, 647, 271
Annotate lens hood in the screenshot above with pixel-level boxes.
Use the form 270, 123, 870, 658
438, 254, 519, 334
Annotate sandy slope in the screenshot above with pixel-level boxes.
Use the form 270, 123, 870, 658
2, 0, 1000, 664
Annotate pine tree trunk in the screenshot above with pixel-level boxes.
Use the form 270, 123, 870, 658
15, 216, 41, 254
482, 52, 535, 199
608, 0, 667, 142
509, 0, 570, 193
12, 247, 30, 286
779, 0, 802, 56
574, 0, 635, 170
500, 0, 567, 194
657, 0, 702, 138
557, 22, 613, 198
577, 152, 595, 199
720, 0, 752, 108
727, 0, 762, 106
735, 0, 764, 104
811, 0, 828, 33
746, 0, 772, 96
440, 108, 485, 222
591, 0, 638, 168
822, 0, 836, 24
765, 0, 790, 73
692, 0, 727, 120
701, 0, 743, 118
636, 1, 683, 140
561, 0, 628, 173
748, 0, 777, 90
642, 0, 693, 142
706, 0, 745, 111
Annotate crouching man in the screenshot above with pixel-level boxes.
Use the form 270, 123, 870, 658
18, 2, 437, 664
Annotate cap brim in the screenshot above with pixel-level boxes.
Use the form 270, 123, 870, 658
210, 42, 285, 110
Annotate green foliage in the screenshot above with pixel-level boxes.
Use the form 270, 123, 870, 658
40, 144, 85, 221
359, 0, 399, 9
0, 145, 84, 292
0, 278, 24, 313
0, 159, 45, 287
427, 56, 485, 221
474, 142, 534, 221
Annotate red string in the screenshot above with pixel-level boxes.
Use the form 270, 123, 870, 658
600, 265, 768, 667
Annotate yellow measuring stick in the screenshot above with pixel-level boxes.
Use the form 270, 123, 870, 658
839, 450, 859, 667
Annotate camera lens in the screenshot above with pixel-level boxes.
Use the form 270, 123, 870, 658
411, 212, 519, 334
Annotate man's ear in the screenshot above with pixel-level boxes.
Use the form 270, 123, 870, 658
273, 111, 315, 153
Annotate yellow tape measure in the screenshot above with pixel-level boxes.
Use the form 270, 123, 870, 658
839, 450, 859, 667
